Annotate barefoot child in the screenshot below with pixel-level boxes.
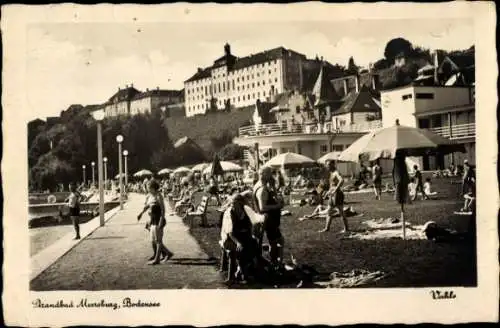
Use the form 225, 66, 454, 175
66, 183, 83, 240
138, 180, 174, 265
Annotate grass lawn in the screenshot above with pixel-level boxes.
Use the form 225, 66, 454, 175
184, 174, 476, 288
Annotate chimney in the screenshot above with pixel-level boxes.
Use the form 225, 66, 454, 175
343, 79, 348, 96
118, 87, 121, 91
371, 74, 379, 90
198, 67, 203, 73
355, 75, 360, 93
157, 86, 159, 91
224, 43, 231, 56
433, 50, 440, 85
131, 83, 134, 88
146, 88, 149, 92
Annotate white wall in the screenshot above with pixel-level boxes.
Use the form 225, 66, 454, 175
381, 86, 473, 128
414, 86, 471, 114
381, 86, 417, 128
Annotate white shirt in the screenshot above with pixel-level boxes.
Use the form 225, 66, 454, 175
424, 182, 432, 195
220, 205, 264, 243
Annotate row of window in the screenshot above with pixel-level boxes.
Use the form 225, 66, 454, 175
208, 60, 279, 80
186, 92, 269, 113
320, 144, 345, 154
187, 86, 275, 102
187, 76, 279, 95
402, 93, 435, 101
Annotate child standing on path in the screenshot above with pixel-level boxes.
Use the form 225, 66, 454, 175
137, 179, 174, 265
66, 183, 83, 240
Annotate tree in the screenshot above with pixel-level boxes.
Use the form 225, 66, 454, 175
384, 38, 413, 64
347, 56, 359, 74
218, 143, 244, 161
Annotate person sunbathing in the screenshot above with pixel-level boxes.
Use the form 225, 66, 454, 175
423, 178, 438, 199
174, 182, 193, 213
299, 205, 358, 221
455, 182, 475, 215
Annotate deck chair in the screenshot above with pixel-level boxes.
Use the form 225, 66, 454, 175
186, 195, 209, 226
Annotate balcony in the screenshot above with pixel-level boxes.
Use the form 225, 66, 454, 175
238, 120, 382, 137
429, 123, 475, 140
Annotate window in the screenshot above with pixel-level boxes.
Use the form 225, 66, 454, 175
263, 91, 266, 96
320, 145, 328, 154
218, 83, 221, 93
232, 80, 235, 89
257, 82, 260, 86
332, 145, 343, 152
263, 81, 265, 86
257, 73, 260, 77
275, 78, 278, 82
416, 93, 434, 99
237, 86, 240, 91
205, 86, 208, 95
402, 94, 412, 101
258, 92, 260, 97
296, 106, 300, 114
252, 83, 255, 88
243, 95, 245, 100
237, 77, 240, 82
242, 85, 245, 90
269, 70, 271, 74
238, 96, 240, 101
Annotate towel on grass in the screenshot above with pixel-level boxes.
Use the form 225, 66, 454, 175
315, 269, 387, 288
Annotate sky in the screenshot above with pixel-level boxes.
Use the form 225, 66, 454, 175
26, 18, 474, 120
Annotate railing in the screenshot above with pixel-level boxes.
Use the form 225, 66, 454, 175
429, 123, 475, 140
238, 120, 382, 137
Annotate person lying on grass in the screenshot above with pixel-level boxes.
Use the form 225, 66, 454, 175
299, 205, 359, 221
137, 179, 174, 265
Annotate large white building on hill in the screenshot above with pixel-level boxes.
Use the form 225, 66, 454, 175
184, 43, 333, 117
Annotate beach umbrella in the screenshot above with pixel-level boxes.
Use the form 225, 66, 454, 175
157, 168, 173, 176
263, 152, 316, 169
133, 169, 153, 178
173, 166, 192, 175
317, 152, 345, 164
338, 120, 465, 239
191, 163, 210, 172
114, 173, 127, 179
338, 120, 465, 162
203, 161, 244, 175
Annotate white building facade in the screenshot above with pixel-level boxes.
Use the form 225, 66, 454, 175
184, 44, 306, 117
381, 85, 475, 169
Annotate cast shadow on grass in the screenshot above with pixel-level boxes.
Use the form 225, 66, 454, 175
169, 257, 218, 266
86, 236, 126, 240
29, 215, 95, 229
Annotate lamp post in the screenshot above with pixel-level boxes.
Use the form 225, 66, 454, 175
91, 109, 105, 226
123, 150, 129, 187
103, 157, 108, 190
82, 165, 86, 186
116, 135, 124, 210
91, 161, 95, 187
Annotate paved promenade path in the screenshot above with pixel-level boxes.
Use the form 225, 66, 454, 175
30, 193, 226, 290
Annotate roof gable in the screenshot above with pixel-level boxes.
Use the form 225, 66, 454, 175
109, 87, 141, 103
335, 85, 381, 115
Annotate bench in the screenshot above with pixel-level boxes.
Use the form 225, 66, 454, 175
185, 195, 208, 226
